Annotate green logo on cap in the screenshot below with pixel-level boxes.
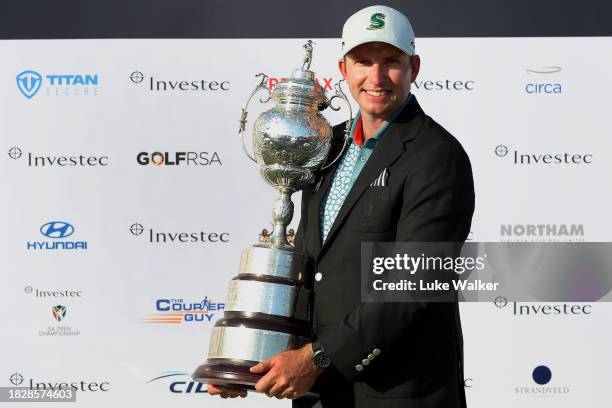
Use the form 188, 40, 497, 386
367, 13, 386, 30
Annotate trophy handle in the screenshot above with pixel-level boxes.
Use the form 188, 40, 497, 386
321, 79, 352, 170
239, 73, 272, 163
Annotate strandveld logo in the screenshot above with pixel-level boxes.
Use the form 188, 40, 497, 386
515, 365, 570, 396
142, 297, 225, 324
16, 70, 99, 99
367, 13, 386, 30
27, 221, 88, 251
52, 305, 67, 322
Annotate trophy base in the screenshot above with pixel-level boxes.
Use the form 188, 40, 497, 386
192, 359, 261, 390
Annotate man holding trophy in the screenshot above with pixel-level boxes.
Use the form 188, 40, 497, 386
199, 5, 474, 407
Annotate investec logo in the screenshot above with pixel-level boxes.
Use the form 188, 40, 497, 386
500, 224, 584, 242
129, 70, 230, 92
8, 146, 109, 167
9, 373, 110, 392
129, 222, 229, 243
525, 66, 562, 94
413, 79, 475, 91
16, 70, 99, 99
493, 298, 592, 316
27, 221, 88, 251
136, 151, 222, 166
494, 145, 592, 165
142, 297, 225, 324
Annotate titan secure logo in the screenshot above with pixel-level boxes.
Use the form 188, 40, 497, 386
16, 70, 99, 99
367, 13, 386, 30
27, 221, 88, 251
40, 222, 74, 239
16, 71, 43, 99
52, 305, 67, 322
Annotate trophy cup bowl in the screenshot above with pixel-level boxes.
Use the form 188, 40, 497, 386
193, 42, 351, 390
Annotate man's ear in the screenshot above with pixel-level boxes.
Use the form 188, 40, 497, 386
410, 55, 421, 82
338, 57, 348, 80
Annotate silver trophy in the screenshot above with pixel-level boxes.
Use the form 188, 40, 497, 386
193, 41, 351, 389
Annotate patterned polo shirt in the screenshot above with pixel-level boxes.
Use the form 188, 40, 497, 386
320, 95, 412, 243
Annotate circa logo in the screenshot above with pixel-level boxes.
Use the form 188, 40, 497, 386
494, 145, 592, 165
129, 71, 229, 91
16, 70, 99, 99
136, 151, 222, 166
129, 222, 229, 244
8, 146, 109, 167
27, 221, 88, 251
413, 79, 474, 91
525, 66, 562, 94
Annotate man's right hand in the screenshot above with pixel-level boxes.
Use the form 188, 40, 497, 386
207, 384, 248, 399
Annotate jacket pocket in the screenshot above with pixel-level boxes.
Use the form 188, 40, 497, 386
348, 186, 391, 233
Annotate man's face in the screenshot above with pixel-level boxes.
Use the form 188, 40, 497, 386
339, 42, 420, 119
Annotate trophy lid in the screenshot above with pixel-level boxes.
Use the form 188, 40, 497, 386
271, 68, 327, 108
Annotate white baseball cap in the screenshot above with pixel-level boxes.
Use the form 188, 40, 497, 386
341, 5, 416, 57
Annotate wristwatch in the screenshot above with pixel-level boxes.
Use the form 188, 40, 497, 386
311, 340, 332, 369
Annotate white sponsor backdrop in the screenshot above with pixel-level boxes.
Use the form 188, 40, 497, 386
1, 38, 611, 407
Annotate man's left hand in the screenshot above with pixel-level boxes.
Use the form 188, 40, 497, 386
250, 343, 324, 399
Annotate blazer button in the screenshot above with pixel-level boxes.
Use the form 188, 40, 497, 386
315, 272, 322, 281
373, 348, 381, 356
355, 364, 364, 372
362, 359, 370, 366
367, 354, 375, 361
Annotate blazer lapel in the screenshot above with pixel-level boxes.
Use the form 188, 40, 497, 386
305, 160, 336, 259
316, 96, 425, 261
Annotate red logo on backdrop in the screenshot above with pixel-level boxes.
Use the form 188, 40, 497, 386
268, 77, 335, 91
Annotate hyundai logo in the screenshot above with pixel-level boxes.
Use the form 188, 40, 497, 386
16, 70, 43, 99
40, 221, 75, 239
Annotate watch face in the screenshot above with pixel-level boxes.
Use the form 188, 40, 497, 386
313, 351, 331, 368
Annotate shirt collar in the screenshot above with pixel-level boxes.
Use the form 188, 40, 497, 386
350, 93, 413, 149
